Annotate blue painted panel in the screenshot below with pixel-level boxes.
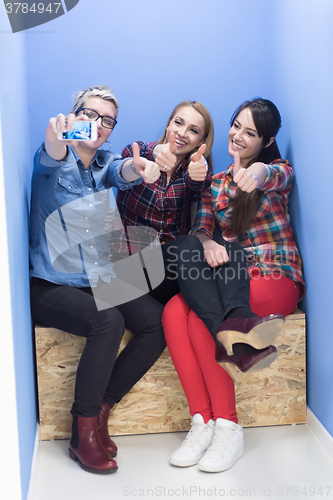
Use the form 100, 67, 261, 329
269, 0, 333, 437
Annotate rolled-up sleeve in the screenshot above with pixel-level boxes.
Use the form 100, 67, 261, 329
33, 145, 76, 174
260, 160, 294, 192
184, 169, 212, 193
190, 188, 215, 239
107, 155, 143, 191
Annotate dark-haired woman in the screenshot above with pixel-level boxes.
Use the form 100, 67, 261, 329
162, 98, 305, 473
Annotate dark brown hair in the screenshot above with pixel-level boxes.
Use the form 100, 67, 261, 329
230, 98, 282, 237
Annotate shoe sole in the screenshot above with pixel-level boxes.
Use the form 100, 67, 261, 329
220, 350, 279, 384
197, 444, 244, 473
69, 448, 118, 474
223, 317, 285, 355
169, 456, 203, 467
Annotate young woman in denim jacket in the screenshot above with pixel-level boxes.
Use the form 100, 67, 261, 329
29, 85, 165, 475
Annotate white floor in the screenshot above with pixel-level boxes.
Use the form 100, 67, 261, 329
29, 422, 333, 500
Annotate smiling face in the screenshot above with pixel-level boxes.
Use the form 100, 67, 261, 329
76, 96, 118, 152
166, 106, 206, 162
228, 107, 264, 168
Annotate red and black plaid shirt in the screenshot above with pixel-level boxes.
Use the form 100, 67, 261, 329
112, 142, 211, 257
191, 159, 305, 297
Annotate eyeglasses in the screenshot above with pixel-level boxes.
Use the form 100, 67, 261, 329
76, 108, 117, 129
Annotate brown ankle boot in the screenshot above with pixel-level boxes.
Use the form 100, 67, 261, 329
69, 416, 118, 474
97, 403, 118, 457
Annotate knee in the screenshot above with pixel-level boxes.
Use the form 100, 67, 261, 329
130, 301, 164, 339
87, 308, 125, 342
163, 293, 189, 319
225, 241, 246, 263
162, 293, 190, 338
176, 235, 204, 264
145, 306, 164, 333
181, 235, 203, 252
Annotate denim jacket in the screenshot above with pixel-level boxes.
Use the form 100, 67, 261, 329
29, 145, 143, 287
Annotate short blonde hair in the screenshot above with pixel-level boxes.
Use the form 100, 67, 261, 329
157, 100, 214, 172
71, 85, 119, 115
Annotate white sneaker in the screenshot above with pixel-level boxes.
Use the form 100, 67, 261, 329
169, 414, 215, 467
197, 417, 244, 472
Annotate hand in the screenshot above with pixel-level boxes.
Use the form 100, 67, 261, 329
187, 144, 207, 181
132, 142, 160, 184
232, 152, 267, 192
154, 132, 178, 173
45, 113, 89, 160
203, 239, 229, 268
45, 112, 89, 145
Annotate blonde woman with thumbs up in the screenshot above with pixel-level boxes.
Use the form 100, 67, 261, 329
116, 100, 215, 305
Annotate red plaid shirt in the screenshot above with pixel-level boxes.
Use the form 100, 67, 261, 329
191, 160, 305, 297
112, 142, 211, 258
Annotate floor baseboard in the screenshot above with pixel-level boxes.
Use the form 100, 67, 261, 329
307, 407, 333, 460
27, 423, 40, 500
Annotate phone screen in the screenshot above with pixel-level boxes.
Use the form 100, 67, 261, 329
62, 122, 93, 140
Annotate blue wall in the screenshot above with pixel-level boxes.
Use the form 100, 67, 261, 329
269, 0, 333, 437
19, 2, 270, 495
7, 2, 272, 497
26, 0, 271, 171
0, 17, 37, 500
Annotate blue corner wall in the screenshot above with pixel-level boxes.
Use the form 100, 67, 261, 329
0, 16, 37, 500
25, 0, 272, 171
269, 0, 333, 437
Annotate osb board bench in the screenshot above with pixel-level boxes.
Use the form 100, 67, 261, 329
35, 309, 306, 440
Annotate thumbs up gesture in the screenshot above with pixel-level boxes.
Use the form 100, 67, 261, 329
132, 142, 160, 184
232, 152, 267, 192
154, 132, 178, 173
187, 144, 208, 181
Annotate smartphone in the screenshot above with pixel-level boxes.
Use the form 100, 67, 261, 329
57, 121, 97, 141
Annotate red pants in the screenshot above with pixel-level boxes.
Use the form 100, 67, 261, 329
162, 273, 300, 424
249, 268, 301, 317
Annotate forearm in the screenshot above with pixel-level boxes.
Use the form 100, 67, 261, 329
259, 161, 294, 191
120, 159, 142, 182
190, 190, 215, 238
44, 141, 68, 161
249, 162, 269, 186
185, 172, 211, 192
196, 233, 213, 245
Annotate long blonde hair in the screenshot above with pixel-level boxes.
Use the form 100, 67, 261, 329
156, 101, 214, 173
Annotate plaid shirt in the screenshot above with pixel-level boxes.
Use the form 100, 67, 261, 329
191, 160, 305, 296
112, 142, 211, 258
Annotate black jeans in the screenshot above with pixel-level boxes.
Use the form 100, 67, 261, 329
30, 278, 165, 418
149, 234, 250, 341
